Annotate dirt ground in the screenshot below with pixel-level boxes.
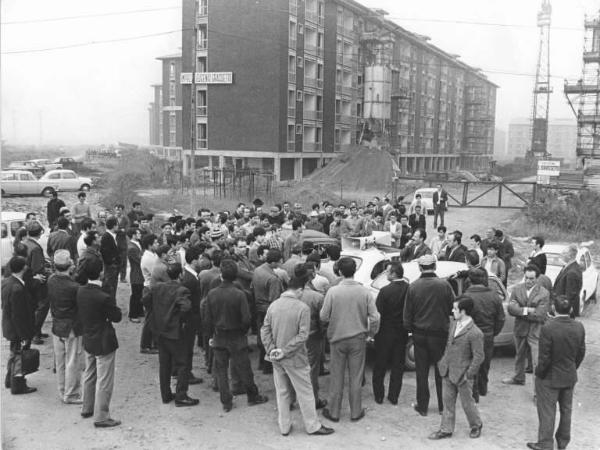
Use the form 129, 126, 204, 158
2, 202, 599, 450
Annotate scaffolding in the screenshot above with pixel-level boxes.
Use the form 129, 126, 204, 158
564, 11, 600, 163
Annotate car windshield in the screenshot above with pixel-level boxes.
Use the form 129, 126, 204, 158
416, 191, 434, 199
546, 253, 564, 266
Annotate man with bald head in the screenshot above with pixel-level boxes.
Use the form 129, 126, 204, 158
552, 244, 583, 318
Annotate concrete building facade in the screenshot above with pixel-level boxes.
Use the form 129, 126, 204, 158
507, 118, 577, 162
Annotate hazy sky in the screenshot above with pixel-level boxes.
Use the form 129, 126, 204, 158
1, 0, 597, 145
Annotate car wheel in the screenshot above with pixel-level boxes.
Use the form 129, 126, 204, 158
404, 337, 415, 371
80, 184, 91, 191
42, 187, 55, 197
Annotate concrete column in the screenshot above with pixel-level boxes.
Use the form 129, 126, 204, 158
294, 157, 302, 180
273, 156, 281, 182
218, 155, 225, 168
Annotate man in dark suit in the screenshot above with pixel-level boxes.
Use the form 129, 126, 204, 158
400, 228, 431, 262
372, 262, 409, 405
180, 246, 204, 385
127, 228, 144, 322
75, 231, 102, 286
552, 244, 583, 318
408, 205, 427, 233
429, 296, 484, 440
495, 230, 514, 276
2, 256, 36, 395
113, 204, 130, 283
528, 236, 547, 275
526, 296, 586, 450
47, 217, 76, 259
503, 265, 550, 391
440, 231, 467, 263
432, 184, 448, 229
143, 263, 199, 407
100, 217, 121, 301
77, 258, 122, 428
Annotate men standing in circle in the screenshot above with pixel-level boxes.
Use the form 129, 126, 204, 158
372, 262, 409, 405
429, 296, 484, 440
403, 254, 455, 416
320, 257, 380, 422
261, 275, 334, 436
78, 258, 122, 428
143, 262, 199, 407
502, 265, 550, 392
526, 296, 586, 450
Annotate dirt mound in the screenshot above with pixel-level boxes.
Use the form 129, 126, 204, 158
302, 145, 398, 194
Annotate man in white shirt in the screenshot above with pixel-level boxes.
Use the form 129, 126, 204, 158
77, 219, 97, 259
139, 233, 160, 354
429, 226, 448, 257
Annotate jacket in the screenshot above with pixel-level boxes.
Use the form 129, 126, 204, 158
375, 279, 409, 333
433, 190, 448, 207
403, 273, 455, 335
127, 241, 144, 285
536, 316, 585, 388
465, 284, 505, 336
437, 319, 484, 384
47, 229, 75, 259
205, 281, 251, 343
408, 213, 426, 232
299, 288, 325, 337
1, 275, 35, 341
441, 244, 467, 263
47, 273, 82, 338
552, 261, 582, 308
143, 280, 191, 340
252, 263, 284, 312
181, 267, 201, 315
74, 247, 103, 285
100, 231, 120, 266
400, 242, 432, 262
507, 283, 549, 338
497, 237, 515, 270
480, 256, 506, 281
528, 252, 547, 275
77, 283, 121, 355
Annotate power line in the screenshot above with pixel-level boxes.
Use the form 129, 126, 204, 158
1, 5, 180, 25
376, 16, 581, 32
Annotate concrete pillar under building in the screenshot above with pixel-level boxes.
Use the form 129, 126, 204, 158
273, 156, 281, 182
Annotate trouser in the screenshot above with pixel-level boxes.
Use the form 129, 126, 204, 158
440, 377, 482, 433
434, 205, 445, 227
569, 297, 580, 318
273, 361, 321, 435
473, 334, 495, 400
513, 333, 539, 387
413, 332, 446, 413
255, 309, 271, 373
52, 331, 83, 402
101, 264, 119, 301
6, 340, 23, 386
306, 335, 323, 401
328, 334, 366, 419
34, 297, 50, 338
128, 284, 144, 319
212, 333, 260, 407
157, 336, 189, 402
118, 249, 128, 280
82, 350, 116, 422
183, 314, 198, 375
140, 287, 155, 350
535, 377, 573, 450
372, 328, 408, 403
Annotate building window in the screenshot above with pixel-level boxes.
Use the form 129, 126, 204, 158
297, 56, 303, 68
298, 24, 304, 34
169, 63, 175, 80
197, 24, 207, 49
297, 90, 303, 102
197, 123, 207, 149
296, 124, 303, 134
197, 57, 207, 72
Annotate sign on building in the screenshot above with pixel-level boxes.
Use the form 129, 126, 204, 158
180, 72, 193, 84
537, 160, 560, 177
536, 175, 550, 185
195, 72, 233, 84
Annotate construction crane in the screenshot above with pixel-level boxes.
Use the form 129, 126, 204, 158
528, 0, 553, 161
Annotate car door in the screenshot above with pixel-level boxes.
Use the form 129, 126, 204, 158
1, 172, 19, 194
489, 276, 514, 348
19, 172, 37, 195
61, 171, 78, 190
580, 251, 595, 301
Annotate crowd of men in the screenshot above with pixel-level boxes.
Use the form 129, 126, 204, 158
1, 190, 588, 447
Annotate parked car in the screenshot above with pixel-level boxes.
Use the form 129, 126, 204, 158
1, 170, 59, 196
27, 159, 62, 172
0, 211, 50, 267
52, 157, 84, 171
541, 244, 598, 314
39, 169, 92, 192
7, 161, 45, 177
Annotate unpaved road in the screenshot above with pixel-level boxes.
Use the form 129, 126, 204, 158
2, 203, 599, 449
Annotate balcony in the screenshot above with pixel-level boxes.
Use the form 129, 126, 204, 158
304, 110, 323, 121
287, 142, 296, 152
336, 53, 343, 64
305, 10, 318, 23
197, 106, 207, 116
198, 4, 207, 16
335, 84, 342, 94
304, 142, 322, 151
197, 38, 207, 50
304, 77, 323, 89
288, 107, 296, 118
197, 139, 208, 149
335, 114, 353, 125
305, 43, 317, 54
288, 72, 296, 84
289, 37, 297, 49
334, 143, 352, 152
342, 86, 354, 96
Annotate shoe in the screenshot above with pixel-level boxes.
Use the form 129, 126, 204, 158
10, 378, 36, 395
525, 367, 533, 374
319, 369, 330, 376
175, 396, 200, 407
321, 408, 339, 423
470, 424, 483, 438
289, 402, 297, 411
232, 388, 246, 396
81, 412, 93, 418
310, 425, 335, 436
162, 393, 174, 404
556, 438, 567, 450
428, 430, 452, 440
387, 397, 398, 406
129, 318, 141, 323
5, 370, 11, 389
40, 333, 49, 338
501, 377, 525, 385
32, 337, 44, 345
223, 403, 232, 413
140, 348, 159, 355
413, 403, 427, 417
94, 418, 121, 428
188, 375, 203, 385
374, 396, 383, 404
526, 443, 545, 450
248, 394, 268, 406
315, 399, 327, 409
351, 409, 366, 422
63, 398, 83, 405
282, 425, 292, 436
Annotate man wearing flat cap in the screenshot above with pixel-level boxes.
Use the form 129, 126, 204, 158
403, 254, 455, 417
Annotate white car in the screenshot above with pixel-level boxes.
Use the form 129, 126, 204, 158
1, 170, 59, 196
28, 159, 62, 172
541, 244, 598, 314
39, 169, 92, 192
1, 212, 50, 266
412, 188, 438, 215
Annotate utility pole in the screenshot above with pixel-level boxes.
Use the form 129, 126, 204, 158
189, 1, 198, 215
